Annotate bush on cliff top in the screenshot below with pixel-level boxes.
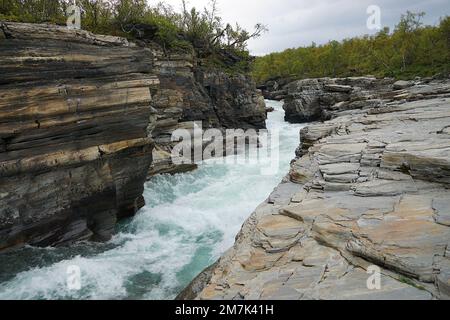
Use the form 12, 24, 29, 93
253, 12, 450, 83
0, 0, 267, 74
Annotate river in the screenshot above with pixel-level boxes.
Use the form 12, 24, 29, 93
0, 100, 304, 300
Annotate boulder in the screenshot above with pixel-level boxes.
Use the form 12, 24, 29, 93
393, 80, 414, 90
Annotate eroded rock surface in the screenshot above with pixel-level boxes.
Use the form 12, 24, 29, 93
0, 21, 268, 250
122, 23, 267, 176
0, 22, 159, 251
183, 79, 450, 300
149, 50, 266, 176
282, 77, 398, 123
282, 76, 450, 124
257, 77, 295, 101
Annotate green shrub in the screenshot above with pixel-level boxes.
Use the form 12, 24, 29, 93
0, 0, 263, 74
253, 13, 450, 83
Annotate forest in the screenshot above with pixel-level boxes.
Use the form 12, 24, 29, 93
1, 2, 449, 81
0, 0, 267, 72
253, 12, 450, 83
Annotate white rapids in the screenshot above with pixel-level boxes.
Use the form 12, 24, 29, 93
0, 100, 304, 300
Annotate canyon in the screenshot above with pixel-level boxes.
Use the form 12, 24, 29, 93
0, 22, 266, 252
1, 21, 450, 301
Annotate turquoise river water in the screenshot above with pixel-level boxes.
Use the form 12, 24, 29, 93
0, 100, 303, 300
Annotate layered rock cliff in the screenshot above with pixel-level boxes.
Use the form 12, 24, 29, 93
282, 77, 397, 123
257, 77, 294, 101
149, 49, 266, 176
0, 22, 159, 251
180, 78, 450, 300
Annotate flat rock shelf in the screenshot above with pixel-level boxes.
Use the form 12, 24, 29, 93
182, 78, 450, 300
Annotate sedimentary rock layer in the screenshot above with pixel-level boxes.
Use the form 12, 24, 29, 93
0, 22, 159, 251
281, 76, 450, 124
182, 79, 450, 300
257, 77, 295, 101
282, 77, 397, 123
149, 49, 266, 176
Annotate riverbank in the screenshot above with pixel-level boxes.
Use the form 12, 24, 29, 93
182, 78, 450, 300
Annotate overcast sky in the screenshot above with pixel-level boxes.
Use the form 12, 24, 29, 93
160, 0, 450, 56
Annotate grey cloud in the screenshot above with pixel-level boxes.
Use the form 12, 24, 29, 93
160, 0, 450, 55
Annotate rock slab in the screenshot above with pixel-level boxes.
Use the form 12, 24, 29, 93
181, 79, 450, 300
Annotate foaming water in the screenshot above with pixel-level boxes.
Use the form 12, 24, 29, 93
0, 100, 304, 300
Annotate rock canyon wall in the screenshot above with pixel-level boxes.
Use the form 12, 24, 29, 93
0, 22, 267, 252
0, 22, 159, 251
149, 50, 266, 176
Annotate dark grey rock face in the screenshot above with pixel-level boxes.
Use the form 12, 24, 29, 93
149, 51, 267, 176
181, 78, 450, 301
0, 22, 159, 251
194, 69, 267, 130
280, 76, 450, 124
282, 77, 397, 123
0, 22, 268, 250
282, 78, 340, 123
257, 77, 295, 101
